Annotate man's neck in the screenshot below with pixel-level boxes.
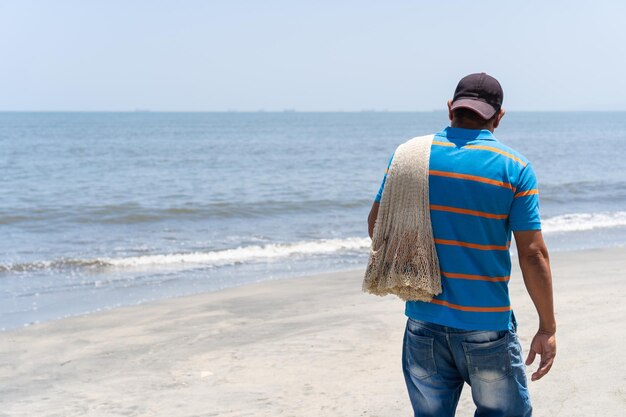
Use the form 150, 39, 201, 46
451, 121, 494, 133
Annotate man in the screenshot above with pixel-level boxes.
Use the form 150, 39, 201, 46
367, 73, 556, 417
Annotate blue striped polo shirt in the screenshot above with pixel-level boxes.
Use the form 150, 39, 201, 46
374, 127, 541, 331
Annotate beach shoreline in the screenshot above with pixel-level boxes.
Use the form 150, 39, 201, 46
1, 247, 625, 416
3, 110, 626, 335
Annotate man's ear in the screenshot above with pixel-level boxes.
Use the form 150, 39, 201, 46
493, 108, 505, 129
447, 100, 454, 121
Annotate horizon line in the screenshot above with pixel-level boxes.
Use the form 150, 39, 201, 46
1, 109, 625, 113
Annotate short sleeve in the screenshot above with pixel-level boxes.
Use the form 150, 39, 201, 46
509, 163, 542, 231
374, 153, 394, 203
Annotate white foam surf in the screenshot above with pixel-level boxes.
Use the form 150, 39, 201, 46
103, 237, 372, 268
4, 211, 625, 274
0, 237, 372, 273
542, 211, 626, 233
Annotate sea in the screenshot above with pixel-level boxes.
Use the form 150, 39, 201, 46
1, 111, 625, 330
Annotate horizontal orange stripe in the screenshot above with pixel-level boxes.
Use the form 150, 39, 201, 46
429, 170, 514, 191
430, 204, 508, 220
432, 141, 527, 166
514, 189, 538, 198
430, 299, 511, 313
434, 238, 509, 251
433, 140, 455, 147
441, 271, 510, 282
465, 145, 527, 167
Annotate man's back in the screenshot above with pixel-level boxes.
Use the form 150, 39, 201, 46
374, 127, 541, 331
404, 127, 539, 331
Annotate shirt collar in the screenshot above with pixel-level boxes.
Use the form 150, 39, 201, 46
438, 126, 497, 142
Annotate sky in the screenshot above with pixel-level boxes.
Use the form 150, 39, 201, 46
1, 0, 625, 111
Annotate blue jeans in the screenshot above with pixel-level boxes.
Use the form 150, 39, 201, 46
402, 317, 532, 417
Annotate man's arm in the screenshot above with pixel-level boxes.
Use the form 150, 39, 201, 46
514, 229, 557, 381
368, 201, 379, 239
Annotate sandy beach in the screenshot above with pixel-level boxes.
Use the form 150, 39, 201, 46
1, 247, 625, 417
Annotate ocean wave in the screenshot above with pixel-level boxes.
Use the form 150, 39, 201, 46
542, 211, 626, 233
0, 237, 371, 273
104, 237, 370, 267
3, 211, 623, 274
0, 258, 112, 273
540, 180, 626, 203
0, 199, 372, 225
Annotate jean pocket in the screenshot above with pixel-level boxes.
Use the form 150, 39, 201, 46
462, 332, 511, 383
404, 327, 437, 380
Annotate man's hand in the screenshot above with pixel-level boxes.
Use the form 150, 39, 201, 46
525, 330, 556, 381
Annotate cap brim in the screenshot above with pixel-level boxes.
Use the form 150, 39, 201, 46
450, 98, 497, 120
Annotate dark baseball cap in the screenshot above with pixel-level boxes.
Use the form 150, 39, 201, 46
451, 73, 503, 120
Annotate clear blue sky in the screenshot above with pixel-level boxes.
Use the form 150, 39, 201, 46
1, 0, 624, 111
